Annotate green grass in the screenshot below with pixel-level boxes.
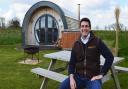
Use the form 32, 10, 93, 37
0, 45, 62, 89
0, 29, 128, 89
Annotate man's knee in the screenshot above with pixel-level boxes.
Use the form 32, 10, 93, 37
87, 79, 102, 89
59, 78, 70, 89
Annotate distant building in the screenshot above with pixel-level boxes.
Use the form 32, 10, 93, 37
0, 17, 5, 28
22, 1, 80, 49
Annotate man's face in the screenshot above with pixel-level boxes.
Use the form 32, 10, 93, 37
80, 21, 91, 37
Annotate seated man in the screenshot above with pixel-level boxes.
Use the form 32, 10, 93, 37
59, 17, 114, 89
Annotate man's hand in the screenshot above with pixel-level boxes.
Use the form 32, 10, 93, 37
70, 74, 76, 89
91, 75, 103, 81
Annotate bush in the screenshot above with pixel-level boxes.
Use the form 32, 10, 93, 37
0, 28, 21, 45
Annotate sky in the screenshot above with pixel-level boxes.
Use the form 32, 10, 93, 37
0, 0, 128, 29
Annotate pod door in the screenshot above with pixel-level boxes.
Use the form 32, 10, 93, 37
35, 14, 59, 45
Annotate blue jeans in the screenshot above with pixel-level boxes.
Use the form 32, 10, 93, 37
59, 74, 102, 89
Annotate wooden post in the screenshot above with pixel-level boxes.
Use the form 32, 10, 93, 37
77, 4, 80, 28
115, 7, 120, 57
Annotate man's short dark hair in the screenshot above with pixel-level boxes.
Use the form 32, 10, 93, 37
80, 18, 91, 28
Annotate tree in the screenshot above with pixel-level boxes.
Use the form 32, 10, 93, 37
8, 17, 20, 28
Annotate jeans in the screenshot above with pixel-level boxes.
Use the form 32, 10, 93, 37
59, 74, 102, 89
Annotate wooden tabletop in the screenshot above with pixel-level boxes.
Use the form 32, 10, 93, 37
44, 50, 124, 65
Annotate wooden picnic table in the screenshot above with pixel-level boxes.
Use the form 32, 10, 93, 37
32, 50, 124, 89
43, 50, 123, 89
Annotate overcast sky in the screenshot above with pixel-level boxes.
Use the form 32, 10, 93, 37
0, 0, 128, 29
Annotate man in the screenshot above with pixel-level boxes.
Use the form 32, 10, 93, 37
60, 18, 114, 89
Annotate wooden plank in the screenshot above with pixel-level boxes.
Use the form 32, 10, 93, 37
31, 68, 68, 82
44, 50, 71, 62
115, 66, 128, 73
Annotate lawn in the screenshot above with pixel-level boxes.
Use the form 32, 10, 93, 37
0, 28, 128, 89
0, 45, 62, 89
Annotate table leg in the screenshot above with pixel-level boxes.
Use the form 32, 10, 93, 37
110, 65, 121, 89
53, 62, 69, 72
38, 52, 39, 62
40, 59, 57, 89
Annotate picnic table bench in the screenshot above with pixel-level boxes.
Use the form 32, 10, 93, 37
31, 50, 125, 89
31, 68, 68, 82
115, 66, 128, 73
